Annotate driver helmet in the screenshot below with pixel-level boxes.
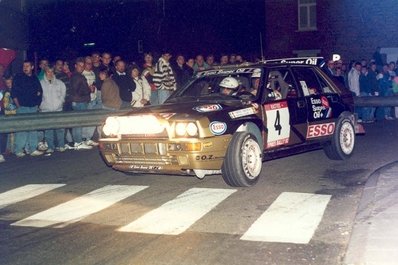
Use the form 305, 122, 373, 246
219, 77, 239, 90
251, 68, 261, 78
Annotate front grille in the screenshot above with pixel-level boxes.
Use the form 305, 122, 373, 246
117, 142, 166, 155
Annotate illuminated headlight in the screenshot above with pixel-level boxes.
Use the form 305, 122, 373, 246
103, 117, 120, 136
175, 122, 198, 137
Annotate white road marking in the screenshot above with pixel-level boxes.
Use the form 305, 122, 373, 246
240, 192, 331, 244
118, 188, 236, 235
0, 184, 65, 209
11, 185, 148, 228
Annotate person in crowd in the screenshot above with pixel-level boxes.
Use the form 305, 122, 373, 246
0, 64, 5, 89
372, 47, 384, 71
206, 54, 216, 68
220, 54, 229, 66
172, 55, 192, 90
142, 53, 157, 105
101, 52, 112, 72
82, 56, 99, 146
359, 66, 374, 123
99, 67, 121, 110
348, 62, 361, 120
130, 65, 151, 107
334, 68, 346, 87
348, 62, 361, 96
153, 50, 176, 104
39, 66, 66, 153
11, 60, 43, 157
388, 61, 396, 77
112, 59, 135, 108
37, 58, 49, 81
62, 60, 72, 78
193, 54, 210, 73
91, 52, 102, 87
0, 78, 5, 162
324, 60, 335, 78
229, 54, 237, 64
2, 75, 17, 155
235, 54, 244, 64
376, 64, 394, 120
186, 58, 195, 76
69, 57, 92, 150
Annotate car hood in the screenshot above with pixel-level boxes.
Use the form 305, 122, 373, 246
120, 98, 249, 121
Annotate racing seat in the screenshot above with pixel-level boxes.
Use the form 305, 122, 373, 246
268, 71, 290, 99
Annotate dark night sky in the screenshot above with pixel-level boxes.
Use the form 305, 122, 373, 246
27, 0, 265, 61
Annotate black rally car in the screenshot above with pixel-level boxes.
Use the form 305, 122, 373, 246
99, 57, 361, 187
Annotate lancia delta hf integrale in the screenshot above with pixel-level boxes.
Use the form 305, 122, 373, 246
99, 57, 360, 187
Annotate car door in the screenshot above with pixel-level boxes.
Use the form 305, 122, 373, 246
261, 67, 308, 149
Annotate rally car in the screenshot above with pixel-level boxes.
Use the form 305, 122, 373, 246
99, 57, 360, 187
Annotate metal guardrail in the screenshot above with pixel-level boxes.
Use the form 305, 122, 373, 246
0, 96, 397, 133
0, 109, 129, 133
353, 96, 398, 107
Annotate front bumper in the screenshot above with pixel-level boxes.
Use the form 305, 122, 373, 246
99, 135, 232, 175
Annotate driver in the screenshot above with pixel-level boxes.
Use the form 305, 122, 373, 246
219, 77, 239, 96
250, 68, 261, 96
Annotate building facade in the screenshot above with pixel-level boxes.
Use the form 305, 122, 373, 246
265, 0, 398, 62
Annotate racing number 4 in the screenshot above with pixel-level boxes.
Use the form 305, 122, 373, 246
274, 110, 282, 135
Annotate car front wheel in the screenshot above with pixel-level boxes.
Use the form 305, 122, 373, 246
222, 132, 263, 187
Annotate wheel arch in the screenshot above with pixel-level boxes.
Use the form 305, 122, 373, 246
236, 121, 264, 152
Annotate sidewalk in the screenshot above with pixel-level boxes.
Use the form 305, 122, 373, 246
344, 161, 398, 265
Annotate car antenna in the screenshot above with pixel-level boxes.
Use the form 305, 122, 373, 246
259, 32, 265, 61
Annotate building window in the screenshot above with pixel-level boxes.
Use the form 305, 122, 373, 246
298, 0, 317, 31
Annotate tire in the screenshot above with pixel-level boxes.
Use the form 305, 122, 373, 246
323, 116, 355, 160
222, 132, 263, 187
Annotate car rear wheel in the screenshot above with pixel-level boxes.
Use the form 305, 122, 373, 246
222, 132, 263, 187
323, 115, 355, 160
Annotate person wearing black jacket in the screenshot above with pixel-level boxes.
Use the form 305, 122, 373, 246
11, 60, 43, 157
112, 59, 135, 108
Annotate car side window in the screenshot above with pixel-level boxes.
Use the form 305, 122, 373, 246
265, 68, 297, 101
291, 67, 322, 96
316, 74, 335, 94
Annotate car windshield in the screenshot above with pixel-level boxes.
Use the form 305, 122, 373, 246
168, 67, 262, 102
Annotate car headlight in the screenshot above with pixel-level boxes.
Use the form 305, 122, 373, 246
103, 116, 120, 136
175, 122, 198, 137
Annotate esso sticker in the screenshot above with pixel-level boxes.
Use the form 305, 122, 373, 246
209, 121, 227, 135
193, 104, 223, 113
307, 122, 335, 138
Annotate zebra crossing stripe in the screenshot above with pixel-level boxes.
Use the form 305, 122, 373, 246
118, 188, 236, 235
0, 184, 65, 209
240, 192, 331, 244
11, 185, 148, 228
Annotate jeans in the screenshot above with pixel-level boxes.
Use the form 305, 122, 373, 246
150, 90, 159, 105
14, 106, 39, 153
45, 129, 65, 150
82, 98, 102, 140
359, 92, 375, 121
158, 89, 173, 104
72, 102, 88, 143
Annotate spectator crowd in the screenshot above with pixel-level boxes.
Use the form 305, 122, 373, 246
0, 50, 247, 163
0, 47, 397, 163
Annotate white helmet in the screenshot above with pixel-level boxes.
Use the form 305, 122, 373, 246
251, 68, 261, 78
219, 77, 239, 90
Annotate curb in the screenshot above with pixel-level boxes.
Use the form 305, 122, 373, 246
343, 161, 398, 265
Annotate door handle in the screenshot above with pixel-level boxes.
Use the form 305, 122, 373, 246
297, 101, 305, 108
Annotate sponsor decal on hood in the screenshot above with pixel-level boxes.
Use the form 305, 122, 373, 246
193, 104, 223, 113
209, 121, 227, 135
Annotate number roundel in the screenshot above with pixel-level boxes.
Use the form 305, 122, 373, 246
264, 101, 290, 148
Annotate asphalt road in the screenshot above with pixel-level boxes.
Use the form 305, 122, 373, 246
0, 120, 397, 265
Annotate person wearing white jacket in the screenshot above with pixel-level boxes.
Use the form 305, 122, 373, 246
40, 66, 66, 153
130, 66, 151, 107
